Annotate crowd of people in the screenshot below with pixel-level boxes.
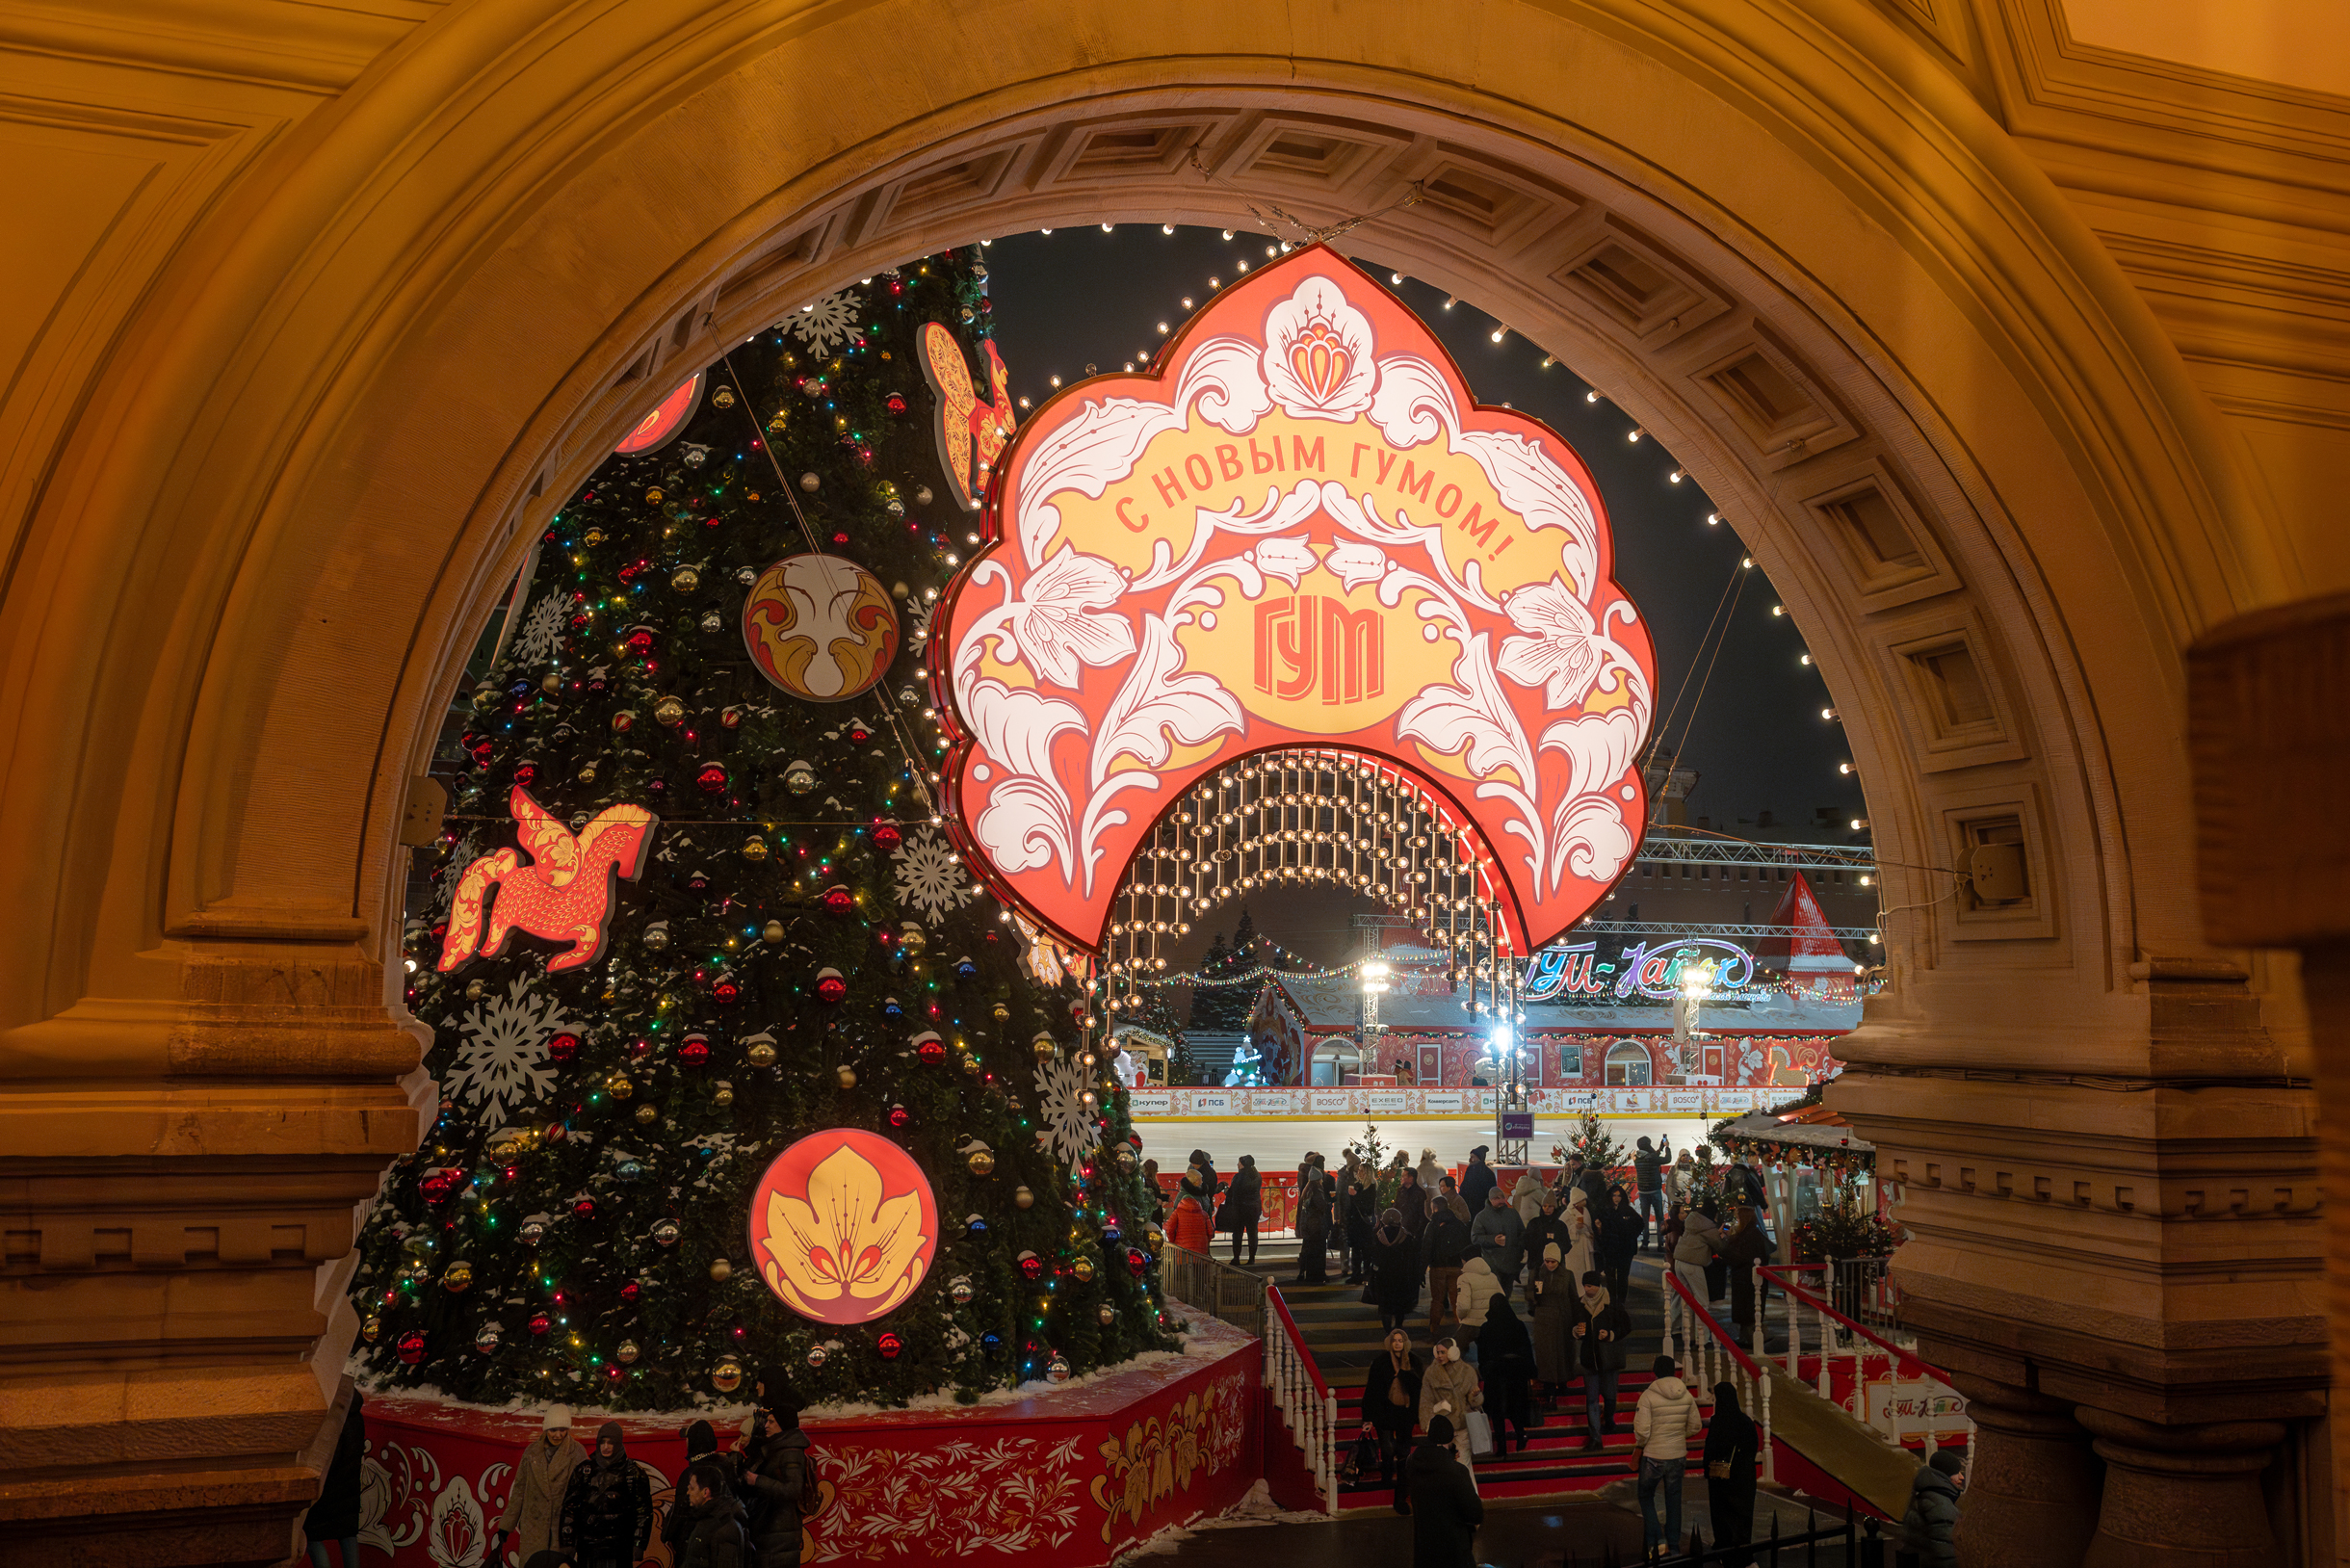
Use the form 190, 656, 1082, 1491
1160, 1137, 1962, 1567
300, 1371, 813, 1567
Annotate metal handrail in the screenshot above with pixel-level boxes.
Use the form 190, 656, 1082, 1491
1662, 1267, 1774, 1484
1160, 1244, 1267, 1333
1761, 1262, 1971, 1459
1760, 1263, 1941, 1381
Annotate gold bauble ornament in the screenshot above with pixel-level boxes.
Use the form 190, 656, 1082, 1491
709, 1258, 733, 1283
540, 672, 562, 693
645, 487, 665, 504
471, 684, 498, 712
1013, 1185, 1034, 1210
442, 1261, 474, 1293
465, 979, 484, 1001
746, 1039, 778, 1068
362, 1314, 382, 1343
488, 1133, 525, 1163
1072, 1258, 1095, 1283
991, 1003, 1010, 1023
607, 1072, 634, 1100
1145, 1227, 1166, 1255
1098, 1304, 1117, 1326
1031, 1033, 1056, 1063
671, 566, 701, 593
713, 1356, 744, 1393
712, 386, 736, 408
653, 695, 687, 726
967, 1147, 996, 1176
584, 527, 606, 545
616, 1340, 640, 1365
713, 1080, 735, 1108
578, 762, 598, 783
762, 920, 786, 945
834, 1064, 857, 1090
899, 922, 927, 953
743, 836, 770, 862
635, 1103, 660, 1125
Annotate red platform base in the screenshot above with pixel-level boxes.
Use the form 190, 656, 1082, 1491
352, 1311, 1262, 1566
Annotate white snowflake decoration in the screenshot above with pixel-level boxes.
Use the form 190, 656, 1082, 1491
1031, 1057, 1100, 1174
433, 830, 480, 919
895, 827, 975, 921
508, 591, 570, 667
443, 977, 568, 1120
789, 289, 863, 353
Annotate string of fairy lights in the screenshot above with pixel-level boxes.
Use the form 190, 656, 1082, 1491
1000, 223, 1866, 788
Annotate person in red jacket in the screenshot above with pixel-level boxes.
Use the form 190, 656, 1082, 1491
1167, 1158, 1214, 1252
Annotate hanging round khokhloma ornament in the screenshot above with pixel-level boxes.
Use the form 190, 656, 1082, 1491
742, 554, 900, 702
746, 1128, 938, 1325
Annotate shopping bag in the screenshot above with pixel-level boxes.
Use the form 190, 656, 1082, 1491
1465, 1409, 1497, 1458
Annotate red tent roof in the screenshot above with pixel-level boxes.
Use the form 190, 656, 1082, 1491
1757, 870, 1851, 975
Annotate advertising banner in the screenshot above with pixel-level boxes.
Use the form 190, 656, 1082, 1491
1420, 1091, 1465, 1112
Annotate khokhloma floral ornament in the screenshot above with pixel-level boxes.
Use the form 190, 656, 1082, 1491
930, 245, 1656, 958
437, 786, 659, 974
747, 1129, 939, 1325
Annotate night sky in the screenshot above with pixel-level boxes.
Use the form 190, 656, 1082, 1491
977, 225, 1866, 972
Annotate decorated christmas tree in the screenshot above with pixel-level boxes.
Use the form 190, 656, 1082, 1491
1561, 1110, 1627, 1182
350, 247, 1169, 1411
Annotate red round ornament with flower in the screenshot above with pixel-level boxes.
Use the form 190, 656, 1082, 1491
746, 1128, 937, 1326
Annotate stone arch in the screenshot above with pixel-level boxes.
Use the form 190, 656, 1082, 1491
2, 3, 2312, 1560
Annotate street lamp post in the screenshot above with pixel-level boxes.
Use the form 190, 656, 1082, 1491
1358, 960, 1391, 1082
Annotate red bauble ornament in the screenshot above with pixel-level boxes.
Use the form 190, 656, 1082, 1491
1017, 1251, 1043, 1283
846, 721, 873, 746
696, 762, 728, 794
572, 1196, 596, 1220
814, 967, 848, 1005
529, 1313, 552, 1337
913, 1032, 947, 1066
821, 885, 854, 916
397, 1331, 427, 1366
547, 1032, 581, 1063
678, 1033, 711, 1068
1127, 1248, 1148, 1277
421, 1168, 462, 1204
624, 626, 656, 654
887, 1103, 911, 1130
885, 393, 907, 416
626, 1036, 652, 1060
512, 760, 537, 786
620, 1279, 642, 1305
878, 1331, 903, 1359
872, 820, 902, 851
711, 974, 742, 1006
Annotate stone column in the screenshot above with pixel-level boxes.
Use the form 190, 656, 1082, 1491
2076, 1407, 2286, 1568
2191, 589, 2350, 1568
1947, 1372, 2101, 1568
0, 942, 428, 1567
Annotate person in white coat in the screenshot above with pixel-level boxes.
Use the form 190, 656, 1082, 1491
492, 1406, 587, 1563
1453, 1254, 1503, 1365
1563, 1186, 1597, 1284
1510, 1169, 1547, 1226
1633, 1357, 1705, 1558
1417, 1337, 1484, 1483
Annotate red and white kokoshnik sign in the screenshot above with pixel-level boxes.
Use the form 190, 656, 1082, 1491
931, 247, 1656, 954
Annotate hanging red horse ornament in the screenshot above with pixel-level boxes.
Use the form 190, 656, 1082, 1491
437, 787, 659, 973
930, 246, 1657, 954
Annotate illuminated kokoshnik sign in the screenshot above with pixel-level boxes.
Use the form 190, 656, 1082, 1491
932, 247, 1657, 954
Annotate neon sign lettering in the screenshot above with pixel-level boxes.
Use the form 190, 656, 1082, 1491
1521, 937, 1756, 1001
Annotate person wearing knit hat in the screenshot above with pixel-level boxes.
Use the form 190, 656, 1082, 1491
735, 1395, 812, 1564
1400, 1411, 1483, 1563
559, 1421, 652, 1568
493, 1406, 586, 1563
661, 1419, 733, 1556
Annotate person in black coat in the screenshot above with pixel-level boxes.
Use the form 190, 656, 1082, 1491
675, 1463, 751, 1568
560, 1422, 653, 1568
1460, 1147, 1497, 1213
1475, 1294, 1537, 1453
1223, 1154, 1264, 1264
1705, 1380, 1761, 1565
1363, 1328, 1426, 1489
302, 1389, 365, 1567
1398, 1415, 1483, 1567
1600, 1184, 1643, 1300
1367, 1208, 1423, 1330
1345, 1173, 1380, 1284
736, 1373, 812, 1565
661, 1420, 730, 1555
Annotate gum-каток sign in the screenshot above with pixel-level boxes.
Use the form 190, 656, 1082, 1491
933, 246, 1655, 954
